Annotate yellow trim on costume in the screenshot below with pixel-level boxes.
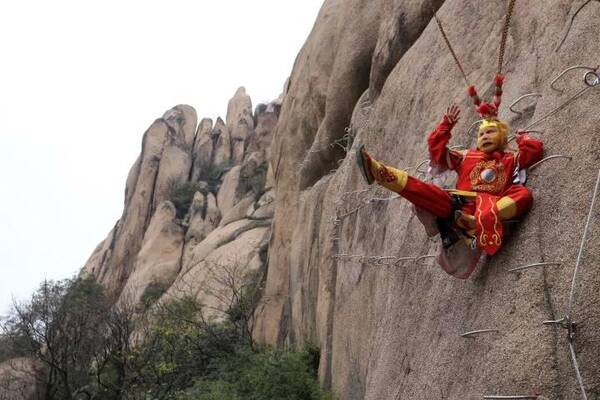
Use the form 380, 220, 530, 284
489, 196, 501, 246
371, 158, 409, 194
479, 119, 504, 131
447, 189, 478, 198
497, 196, 518, 220
396, 169, 408, 192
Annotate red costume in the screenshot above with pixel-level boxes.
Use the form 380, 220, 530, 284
399, 115, 544, 254
360, 117, 544, 256
357, 74, 544, 258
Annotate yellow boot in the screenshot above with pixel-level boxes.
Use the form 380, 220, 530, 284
356, 145, 409, 192
356, 145, 375, 185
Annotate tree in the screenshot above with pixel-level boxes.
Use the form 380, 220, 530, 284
0, 277, 110, 399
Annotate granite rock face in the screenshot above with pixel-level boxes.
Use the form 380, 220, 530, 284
227, 87, 254, 164
119, 200, 185, 305
255, 1, 600, 399
191, 118, 214, 181
211, 117, 231, 169
81, 1, 600, 399
84, 88, 280, 320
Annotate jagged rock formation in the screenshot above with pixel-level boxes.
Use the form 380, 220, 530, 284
254, 1, 600, 399
77, 1, 600, 399
84, 88, 278, 312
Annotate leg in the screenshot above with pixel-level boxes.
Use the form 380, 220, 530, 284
497, 185, 533, 220
455, 184, 533, 230
358, 147, 453, 217
472, 185, 533, 256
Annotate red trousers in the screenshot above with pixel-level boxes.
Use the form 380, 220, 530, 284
399, 176, 533, 220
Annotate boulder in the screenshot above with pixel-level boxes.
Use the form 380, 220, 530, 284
186, 192, 221, 244
238, 152, 268, 197
247, 103, 278, 160
248, 189, 275, 220
204, 192, 221, 230
153, 105, 197, 209
217, 165, 242, 216
227, 87, 254, 165
82, 222, 118, 276
227, 87, 254, 141
118, 200, 184, 305
191, 118, 214, 181
168, 226, 270, 319
226, 87, 254, 165
86, 117, 170, 297
0, 358, 46, 400
182, 218, 271, 271
185, 191, 206, 241
212, 117, 231, 169
219, 193, 256, 227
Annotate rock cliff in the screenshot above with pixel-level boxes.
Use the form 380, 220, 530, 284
84, 87, 277, 315
254, 1, 600, 399
77, 1, 600, 399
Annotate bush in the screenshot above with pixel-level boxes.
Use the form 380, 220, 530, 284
239, 160, 268, 198
235, 348, 331, 400
206, 163, 231, 194
0, 277, 111, 400
169, 181, 208, 218
176, 379, 240, 400
0, 271, 334, 400
177, 347, 333, 400
194, 162, 232, 196
139, 281, 169, 310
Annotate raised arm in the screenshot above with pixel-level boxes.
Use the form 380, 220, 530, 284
427, 105, 464, 171
516, 132, 544, 169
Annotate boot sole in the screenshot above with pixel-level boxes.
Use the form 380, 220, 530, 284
355, 145, 374, 185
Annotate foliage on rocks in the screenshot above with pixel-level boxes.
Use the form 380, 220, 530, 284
0, 272, 332, 400
169, 181, 208, 218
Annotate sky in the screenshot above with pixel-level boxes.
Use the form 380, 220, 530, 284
0, 0, 323, 314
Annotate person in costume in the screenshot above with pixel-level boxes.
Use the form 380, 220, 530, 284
356, 74, 544, 256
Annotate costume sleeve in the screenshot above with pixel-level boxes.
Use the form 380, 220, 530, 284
427, 115, 463, 171
516, 133, 544, 169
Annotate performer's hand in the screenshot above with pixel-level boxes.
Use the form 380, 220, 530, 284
515, 129, 529, 139
445, 105, 460, 125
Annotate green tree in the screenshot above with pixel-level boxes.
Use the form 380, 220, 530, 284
0, 277, 110, 399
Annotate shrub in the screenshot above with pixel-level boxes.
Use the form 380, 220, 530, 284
194, 161, 232, 196
177, 347, 333, 400
239, 160, 268, 198
139, 281, 169, 310
175, 379, 240, 400
0, 270, 335, 400
169, 181, 208, 218
0, 277, 111, 400
235, 348, 330, 400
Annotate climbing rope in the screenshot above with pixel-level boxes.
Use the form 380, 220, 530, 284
497, 0, 517, 75
567, 169, 600, 318
432, 12, 469, 85
431, 0, 517, 85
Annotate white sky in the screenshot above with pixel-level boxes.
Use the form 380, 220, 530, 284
0, 0, 323, 314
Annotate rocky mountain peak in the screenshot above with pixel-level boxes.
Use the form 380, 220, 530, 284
82, 87, 281, 312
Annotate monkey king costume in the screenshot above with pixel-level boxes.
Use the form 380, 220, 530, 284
357, 74, 544, 263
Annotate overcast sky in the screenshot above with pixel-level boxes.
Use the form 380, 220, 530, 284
0, 0, 323, 314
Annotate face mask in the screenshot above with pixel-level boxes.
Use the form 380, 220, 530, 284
477, 120, 506, 152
